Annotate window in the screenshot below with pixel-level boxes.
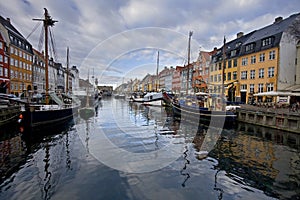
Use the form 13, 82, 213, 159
10, 58, 14, 66
250, 70, 255, 79
210, 75, 213, 82
233, 71, 237, 80
223, 73, 226, 81
10, 46, 14, 54
230, 50, 236, 57
4, 68, 8, 77
268, 67, 275, 77
0, 55, 3, 62
4, 56, 8, 64
227, 72, 231, 81
228, 60, 232, 68
214, 75, 217, 82
241, 71, 247, 80
266, 83, 274, 91
250, 55, 256, 64
218, 63, 222, 70
245, 43, 254, 51
269, 50, 275, 60
242, 57, 248, 66
259, 53, 265, 62
233, 59, 237, 67
258, 83, 264, 93
0, 42, 2, 49
262, 37, 272, 47
0, 67, 3, 76
250, 84, 254, 93
241, 84, 247, 91
259, 68, 264, 78
218, 74, 221, 82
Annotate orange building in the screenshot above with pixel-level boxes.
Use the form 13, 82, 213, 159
0, 16, 33, 97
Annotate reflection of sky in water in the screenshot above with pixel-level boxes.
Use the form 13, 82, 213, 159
0, 98, 299, 199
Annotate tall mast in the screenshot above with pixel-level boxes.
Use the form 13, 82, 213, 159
156, 51, 159, 92
186, 31, 193, 95
66, 47, 69, 93
33, 8, 57, 104
222, 36, 226, 111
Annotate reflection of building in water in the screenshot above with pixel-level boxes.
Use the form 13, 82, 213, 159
210, 123, 300, 199
0, 134, 27, 181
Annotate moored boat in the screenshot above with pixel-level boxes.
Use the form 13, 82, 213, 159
20, 9, 80, 130
163, 91, 237, 126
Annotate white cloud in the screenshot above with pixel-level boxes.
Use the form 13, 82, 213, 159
1, 0, 300, 85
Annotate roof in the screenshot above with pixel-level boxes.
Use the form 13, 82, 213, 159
0, 15, 33, 54
212, 12, 300, 61
0, 16, 24, 39
244, 13, 300, 45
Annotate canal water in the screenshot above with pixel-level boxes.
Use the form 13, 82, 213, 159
0, 97, 299, 200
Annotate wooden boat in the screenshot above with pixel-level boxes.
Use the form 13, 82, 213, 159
163, 91, 236, 125
22, 92, 80, 129
21, 9, 80, 129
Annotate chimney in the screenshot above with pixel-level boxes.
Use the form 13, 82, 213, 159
237, 32, 244, 38
274, 16, 283, 24
6, 18, 10, 23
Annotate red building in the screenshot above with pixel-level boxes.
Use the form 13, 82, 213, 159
0, 32, 9, 93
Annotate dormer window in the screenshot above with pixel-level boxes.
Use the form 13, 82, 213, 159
245, 43, 254, 52
235, 42, 242, 48
262, 37, 272, 47
230, 50, 236, 57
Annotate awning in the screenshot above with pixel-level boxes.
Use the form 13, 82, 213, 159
253, 91, 295, 96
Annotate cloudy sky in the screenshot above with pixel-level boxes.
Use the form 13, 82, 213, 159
1, 0, 300, 88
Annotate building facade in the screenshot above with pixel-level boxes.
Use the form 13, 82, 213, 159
0, 32, 9, 93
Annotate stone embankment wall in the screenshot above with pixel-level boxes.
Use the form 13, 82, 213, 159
236, 105, 300, 134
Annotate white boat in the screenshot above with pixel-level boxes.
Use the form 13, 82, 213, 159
131, 92, 164, 106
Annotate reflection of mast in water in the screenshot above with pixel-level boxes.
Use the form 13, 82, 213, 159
85, 120, 91, 153
42, 143, 52, 200
180, 145, 190, 187
65, 132, 71, 169
214, 169, 224, 200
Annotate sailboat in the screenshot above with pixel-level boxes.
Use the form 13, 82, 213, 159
131, 51, 166, 106
21, 8, 80, 129
163, 32, 237, 125
78, 70, 95, 120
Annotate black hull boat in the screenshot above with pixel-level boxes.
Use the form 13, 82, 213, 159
163, 92, 236, 127
171, 102, 236, 127
23, 105, 77, 129
21, 92, 80, 130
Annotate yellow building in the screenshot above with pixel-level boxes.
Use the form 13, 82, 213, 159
210, 13, 300, 104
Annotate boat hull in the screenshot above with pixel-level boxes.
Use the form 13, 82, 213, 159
171, 102, 236, 127
22, 105, 79, 129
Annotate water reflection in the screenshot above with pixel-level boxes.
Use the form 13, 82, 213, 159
0, 98, 299, 199
131, 102, 299, 199
0, 119, 76, 200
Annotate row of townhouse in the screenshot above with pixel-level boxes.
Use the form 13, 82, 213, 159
210, 13, 300, 104
0, 16, 80, 97
117, 13, 300, 105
